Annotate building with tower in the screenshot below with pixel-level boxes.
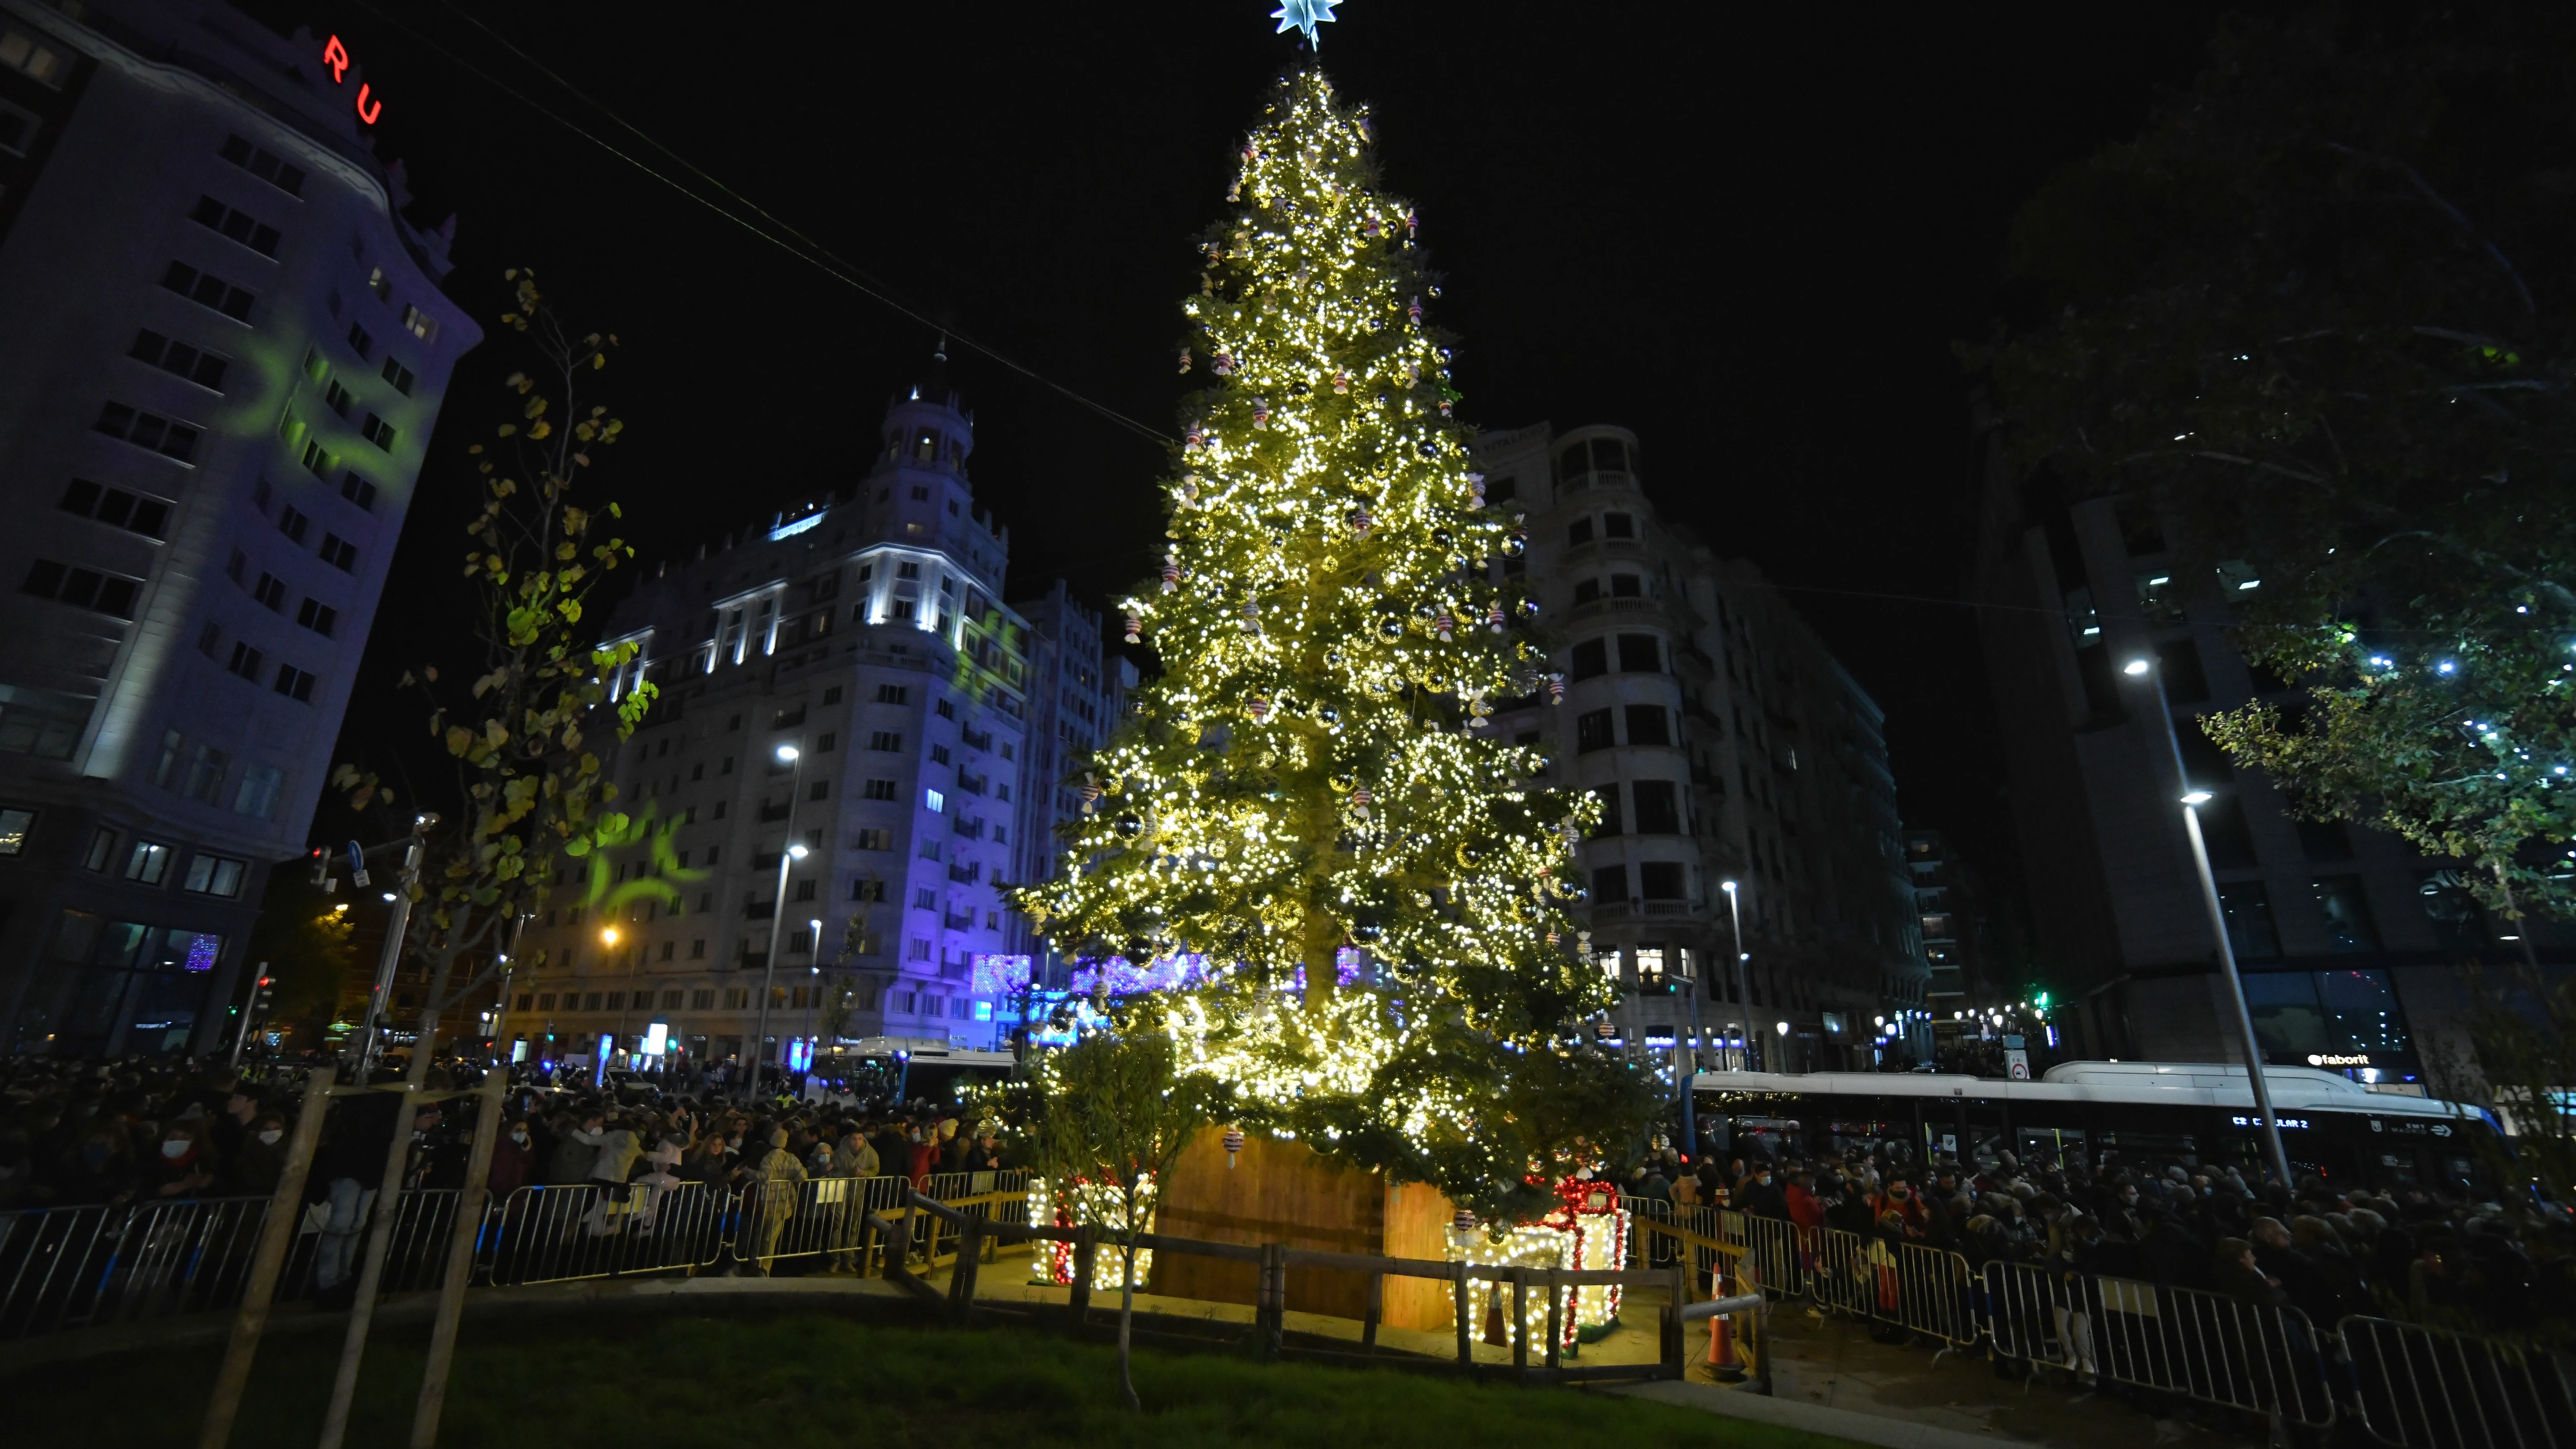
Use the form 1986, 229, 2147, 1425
0, 0, 477, 1055
506, 385, 1111, 1074
1471, 422, 1929, 1075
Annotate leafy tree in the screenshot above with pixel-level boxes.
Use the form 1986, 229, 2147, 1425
1027, 1013, 1214, 1412
1012, 68, 1645, 1226
332, 269, 650, 1079
1979, 5, 2576, 934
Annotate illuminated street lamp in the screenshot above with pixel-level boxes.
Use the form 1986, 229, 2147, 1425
2126, 653, 2292, 1186
1721, 879, 1757, 1072
746, 738, 809, 1099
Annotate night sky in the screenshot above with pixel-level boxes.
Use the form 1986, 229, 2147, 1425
265, 0, 2256, 908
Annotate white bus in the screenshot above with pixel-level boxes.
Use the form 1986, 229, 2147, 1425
1690, 1060, 2502, 1195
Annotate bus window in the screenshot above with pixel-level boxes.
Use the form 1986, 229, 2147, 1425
2015, 1126, 2085, 1172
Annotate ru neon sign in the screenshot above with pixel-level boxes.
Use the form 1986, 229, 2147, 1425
320, 34, 382, 126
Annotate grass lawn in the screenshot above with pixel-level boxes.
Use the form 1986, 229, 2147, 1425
6, 1307, 1855, 1447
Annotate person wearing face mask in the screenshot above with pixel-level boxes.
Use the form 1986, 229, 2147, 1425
487, 1115, 537, 1197
220, 1112, 289, 1197
140, 1122, 218, 1200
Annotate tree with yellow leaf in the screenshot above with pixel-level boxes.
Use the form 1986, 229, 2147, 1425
332, 268, 661, 1060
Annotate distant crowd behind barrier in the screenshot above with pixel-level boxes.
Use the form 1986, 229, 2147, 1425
1611, 1137, 2576, 1447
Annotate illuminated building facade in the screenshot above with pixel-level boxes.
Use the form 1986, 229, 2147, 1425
0, 0, 477, 1054
1470, 423, 1928, 1075
509, 387, 1105, 1070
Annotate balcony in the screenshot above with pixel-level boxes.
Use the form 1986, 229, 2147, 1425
942, 911, 975, 931
1566, 594, 1667, 625
757, 801, 791, 823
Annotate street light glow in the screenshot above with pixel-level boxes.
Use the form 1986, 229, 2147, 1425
2181, 790, 2213, 805
776, 744, 800, 762
1720, 879, 1738, 894
788, 843, 809, 859
601, 927, 619, 945
2122, 658, 2151, 676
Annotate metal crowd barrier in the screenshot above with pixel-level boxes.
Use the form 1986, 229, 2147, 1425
1983, 1260, 2335, 1429
0, 1186, 463, 1339
0, 1194, 270, 1338
483, 1181, 729, 1287
2341, 1314, 2576, 1449
734, 1176, 909, 1275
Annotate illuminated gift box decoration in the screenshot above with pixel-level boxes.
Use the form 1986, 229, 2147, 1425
1028, 1173, 1157, 1292
1447, 1178, 1630, 1352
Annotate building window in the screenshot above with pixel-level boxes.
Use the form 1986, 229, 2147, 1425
340, 472, 377, 510
0, 27, 69, 85
925, 788, 944, 814
188, 196, 281, 256
1616, 634, 1662, 674
181, 742, 230, 803
125, 839, 172, 885
295, 598, 337, 637
223, 641, 263, 682
1639, 861, 1685, 900
319, 534, 359, 571
360, 414, 397, 451
1569, 638, 1608, 682
0, 806, 32, 855
876, 684, 909, 704
183, 854, 247, 897
130, 329, 229, 391
23, 560, 140, 618
348, 323, 373, 358
381, 358, 416, 395
323, 379, 355, 419
218, 134, 305, 195
1575, 709, 1614, 754
277, 506, 310, 544
1602, 512, 1635, 539
854, 828, 892, 850
2417, 871, 2487, 950
159, 261, 256, 322
1624, 704, 1670, 747
83, 827, 116, 870
58, 480, 172, 539
2217, 882, 2282, 960
1590, 863, 1629, 904
868, 731, 903, 751
1633, 780, 1682, 834
234, 764, 282, 819
535, 993, 555, 1011
273, 664, 317, 702
2311, 876, 2380, 953
400, 303, 438, 342
251, 572, 287, 611
93, 401, 200, 462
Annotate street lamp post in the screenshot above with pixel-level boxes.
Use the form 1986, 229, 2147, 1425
801, 917, 823, 1086
2123, 655, 2293, 1186
748, 742, 806, 1100
1677, 945, 1707, 1161
1721, 880, 1757, 1073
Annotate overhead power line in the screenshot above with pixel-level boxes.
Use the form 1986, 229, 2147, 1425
347, 0, 1175, 447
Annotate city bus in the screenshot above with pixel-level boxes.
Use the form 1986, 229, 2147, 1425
1690, 1059, 2504, 1195
807, 1036, 1019, 1106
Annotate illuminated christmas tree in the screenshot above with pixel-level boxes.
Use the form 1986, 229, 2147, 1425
1015, 69, 1645, 1221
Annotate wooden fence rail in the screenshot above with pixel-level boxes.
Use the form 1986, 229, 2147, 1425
921, 1187, 1708, 1383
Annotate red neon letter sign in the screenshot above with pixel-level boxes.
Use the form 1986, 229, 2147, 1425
322, 34, 349, 83
354, 83, 380, 125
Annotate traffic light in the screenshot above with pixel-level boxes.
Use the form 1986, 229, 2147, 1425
308, 848, 335, 892
250, 974, 275, 1018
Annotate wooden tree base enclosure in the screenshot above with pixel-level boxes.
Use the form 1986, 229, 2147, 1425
1148, 1128, 1457, 1331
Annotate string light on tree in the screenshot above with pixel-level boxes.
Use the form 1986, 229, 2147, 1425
1012, 64, 1647, 1225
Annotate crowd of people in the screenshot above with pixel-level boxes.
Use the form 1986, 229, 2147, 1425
1619, 1133, 2571, 1337
0, 1053, 1012, 1221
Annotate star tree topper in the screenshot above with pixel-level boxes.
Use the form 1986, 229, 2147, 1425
1270, 0, 1340, 47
